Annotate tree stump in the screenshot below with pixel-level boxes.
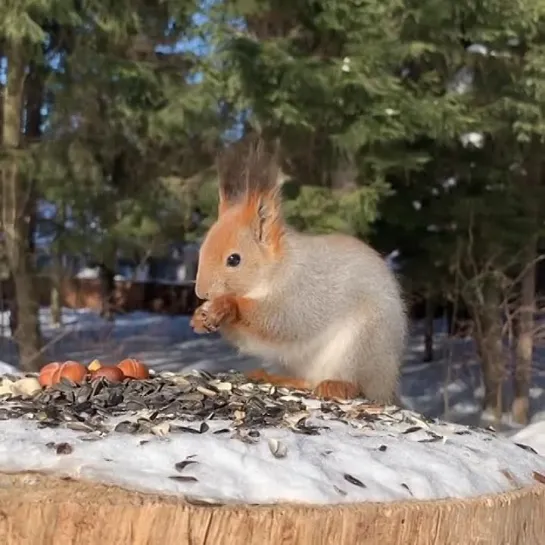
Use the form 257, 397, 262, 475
0, 472, 543, 545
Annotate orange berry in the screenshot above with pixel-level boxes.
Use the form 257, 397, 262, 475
51, 361, 87, 386
38, 362, 62, 387
117, 358, 149, 380
90, 366, 125, 383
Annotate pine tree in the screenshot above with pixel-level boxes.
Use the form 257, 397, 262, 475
0, 5, 46, 370
0, 0, 216, 368
375, 0, 545, 422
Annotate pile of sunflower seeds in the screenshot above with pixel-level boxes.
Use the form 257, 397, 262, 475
0, 370, 345, 436
0, 369, 514, 449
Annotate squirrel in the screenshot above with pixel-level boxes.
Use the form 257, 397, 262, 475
190, 136, 407, 403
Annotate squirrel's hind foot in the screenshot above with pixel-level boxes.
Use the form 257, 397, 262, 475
245, 369, 309, 390
313, 380, 360, 401
246, 370, 360, 401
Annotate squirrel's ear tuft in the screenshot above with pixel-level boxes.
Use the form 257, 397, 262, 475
216, 140, 248, 215
216, 134, 284, 216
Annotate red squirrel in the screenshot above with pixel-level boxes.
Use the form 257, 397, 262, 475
190, 136, 407, 403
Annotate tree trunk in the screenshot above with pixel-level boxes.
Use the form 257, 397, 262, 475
512, 249, 536, 425
331, 153, 358, 192
511, 146, 541, 424
1, 42, 42, 371
50, 254, 63, 327
445, 300, 454, 337
98, 263, 116, 321
98, 235, 117, 321
50, 282, 62, 326
423, 295, 434, 362
50, 204, 66, 327
474, 283, 505, 422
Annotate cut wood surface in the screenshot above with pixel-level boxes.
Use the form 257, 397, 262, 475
0, 472, 543, 545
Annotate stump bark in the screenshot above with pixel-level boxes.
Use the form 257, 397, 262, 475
0, 472, 543, 545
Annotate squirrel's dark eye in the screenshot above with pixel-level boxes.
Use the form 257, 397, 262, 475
226, 253, 241, 267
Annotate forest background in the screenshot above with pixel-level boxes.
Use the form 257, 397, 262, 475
2, 0, 545, 426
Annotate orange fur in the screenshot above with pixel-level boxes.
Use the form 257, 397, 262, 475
242, 192, 284, 257
214, 134, 285, 257
246, 371, 360, 400
191, 294, 278, 343
313, 380, 361, 400
221, 296, 280, 343
190, 294, 239, 333
209, 197, 284, 261
195, 193, 285, 301
218, 197, 230, 217
201, 212, 241, 263
246, 369, 310, 390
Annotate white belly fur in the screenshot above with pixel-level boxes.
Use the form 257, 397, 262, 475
224, 317, 360, 385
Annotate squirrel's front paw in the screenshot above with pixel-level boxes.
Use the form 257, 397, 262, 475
190, 296, 237, 334
190, 302, 214, 334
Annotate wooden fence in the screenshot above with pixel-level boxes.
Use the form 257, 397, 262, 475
0, 276, 471, 337
0, 277, 200, 315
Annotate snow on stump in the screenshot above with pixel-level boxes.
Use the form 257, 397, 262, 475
0, 369, 544, 545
